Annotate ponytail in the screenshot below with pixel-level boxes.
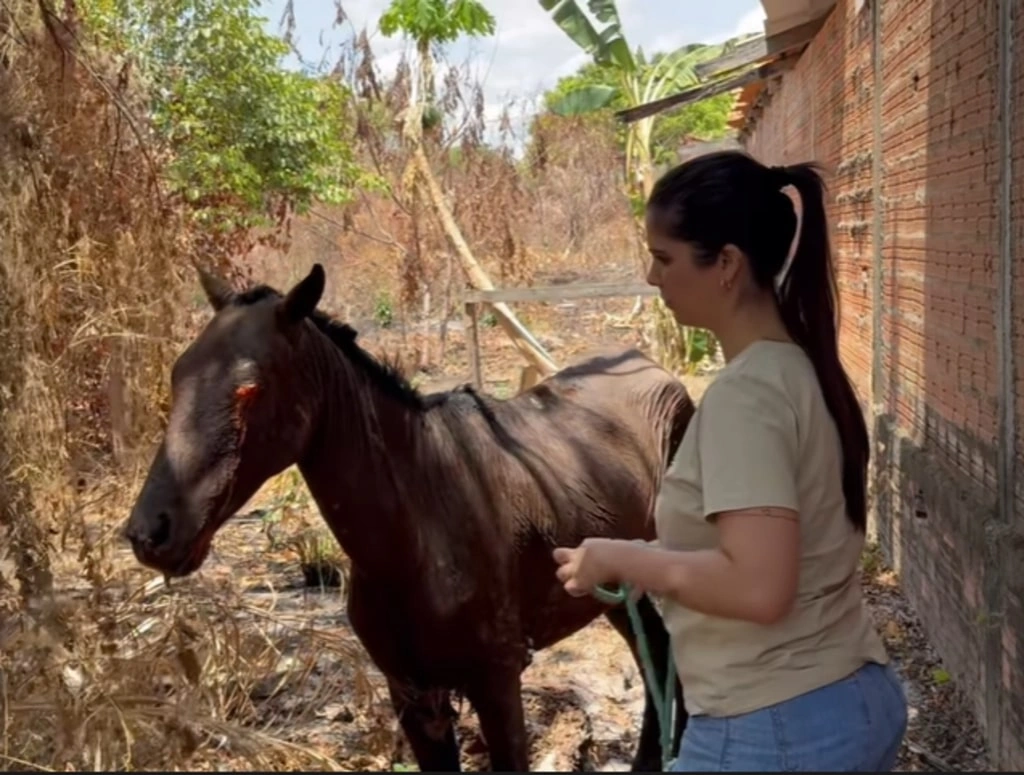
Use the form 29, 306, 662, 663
775, 163, 870, 532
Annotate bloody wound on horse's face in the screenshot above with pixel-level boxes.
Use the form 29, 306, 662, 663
122, 265, 327, 577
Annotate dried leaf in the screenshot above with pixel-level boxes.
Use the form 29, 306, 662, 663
177, 645, 202, 685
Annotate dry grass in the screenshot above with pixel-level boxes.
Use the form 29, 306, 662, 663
0, 3, 386, 770
2, 524, 368, 772
244, 37, 642, 354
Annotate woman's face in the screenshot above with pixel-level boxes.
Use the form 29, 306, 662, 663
644, 209, 727, 330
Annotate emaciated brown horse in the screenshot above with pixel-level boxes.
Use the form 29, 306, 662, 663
124, 264, 694, 771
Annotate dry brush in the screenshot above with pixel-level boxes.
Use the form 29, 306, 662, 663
0, 3, 382, 770
0, 4, 645, 770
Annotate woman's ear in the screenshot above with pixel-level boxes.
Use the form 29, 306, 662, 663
718, 243, 744, 288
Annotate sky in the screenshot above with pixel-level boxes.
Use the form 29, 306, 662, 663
257, 0, 767, 148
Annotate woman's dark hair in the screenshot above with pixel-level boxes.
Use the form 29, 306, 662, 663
647, 150, 870, 531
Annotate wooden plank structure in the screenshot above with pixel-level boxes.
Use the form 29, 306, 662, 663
462, 282, 659, 391
615, 57, 798, 125
613, 15, 826, 126
694, 17, 828, 80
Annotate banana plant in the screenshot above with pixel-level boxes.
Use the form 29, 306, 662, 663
540, 0, 721, 200
539, 0, 723, 372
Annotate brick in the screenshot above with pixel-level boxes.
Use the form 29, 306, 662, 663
743, 0, 1023, 765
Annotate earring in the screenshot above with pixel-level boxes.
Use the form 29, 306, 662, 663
720, 279, 731, 291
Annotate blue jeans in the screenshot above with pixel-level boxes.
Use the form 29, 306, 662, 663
670, 661, 908, 772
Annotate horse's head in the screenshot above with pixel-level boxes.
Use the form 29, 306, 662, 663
124, 264, 326, 576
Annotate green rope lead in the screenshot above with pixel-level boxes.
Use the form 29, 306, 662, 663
593, 582, 678, 771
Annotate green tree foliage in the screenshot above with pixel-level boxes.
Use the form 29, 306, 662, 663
537, 52, 734, 166
379, 0, 496, 47
378, 0, 495, 114
80, 0, 366, 229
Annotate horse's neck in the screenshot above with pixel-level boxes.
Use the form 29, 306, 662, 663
296, 334, 427, 577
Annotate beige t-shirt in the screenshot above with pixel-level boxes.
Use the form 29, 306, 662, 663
655, 339, 889, 717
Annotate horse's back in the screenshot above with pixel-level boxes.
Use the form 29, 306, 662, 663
526, 346, 692, 433
544, 345, 667, 383
432, 346, 693, 530
480, 347, 693, 519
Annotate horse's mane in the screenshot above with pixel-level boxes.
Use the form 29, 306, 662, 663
234, 285, 432, 409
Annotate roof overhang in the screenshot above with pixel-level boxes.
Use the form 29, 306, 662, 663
615, 56, 798, 124
761, 0, 836, 37
694, 14, 828, 81
615, 1, 832, 128
723, 0, 836, 138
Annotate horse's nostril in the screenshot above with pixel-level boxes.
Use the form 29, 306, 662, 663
151, 511, 172, 548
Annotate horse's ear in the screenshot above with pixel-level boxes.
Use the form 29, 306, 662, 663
281, 264, 325, 324
195, 262, 235, 311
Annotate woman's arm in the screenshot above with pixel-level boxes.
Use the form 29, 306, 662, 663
591, 507, 799, 625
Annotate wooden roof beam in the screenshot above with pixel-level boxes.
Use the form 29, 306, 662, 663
615, 56, 797, 125
693, 14, 827, 80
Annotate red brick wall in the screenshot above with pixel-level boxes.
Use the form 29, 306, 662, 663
1011, 0, 1024, 759
743, 0, 1022, 767
744, 1, 874, 404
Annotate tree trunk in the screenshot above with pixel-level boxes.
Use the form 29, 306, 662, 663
412, 148, 558, 376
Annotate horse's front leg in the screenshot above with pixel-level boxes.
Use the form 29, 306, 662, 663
465, 666, 530, 772
386, 676, 462, 771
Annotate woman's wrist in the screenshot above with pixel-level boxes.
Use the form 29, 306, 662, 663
609, 541, 688, 599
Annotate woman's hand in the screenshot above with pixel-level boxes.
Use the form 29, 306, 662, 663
553, 538, 630, 597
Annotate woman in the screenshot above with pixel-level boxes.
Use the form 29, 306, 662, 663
553, 151, 908, 772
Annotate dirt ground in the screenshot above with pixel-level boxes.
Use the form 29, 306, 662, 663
861, 548, 989, 772
124, 514, 989, 772
91, 294, 989, 771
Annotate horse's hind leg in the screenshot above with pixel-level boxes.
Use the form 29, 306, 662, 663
605, 596, 688, 772
386, 678, 462, 771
